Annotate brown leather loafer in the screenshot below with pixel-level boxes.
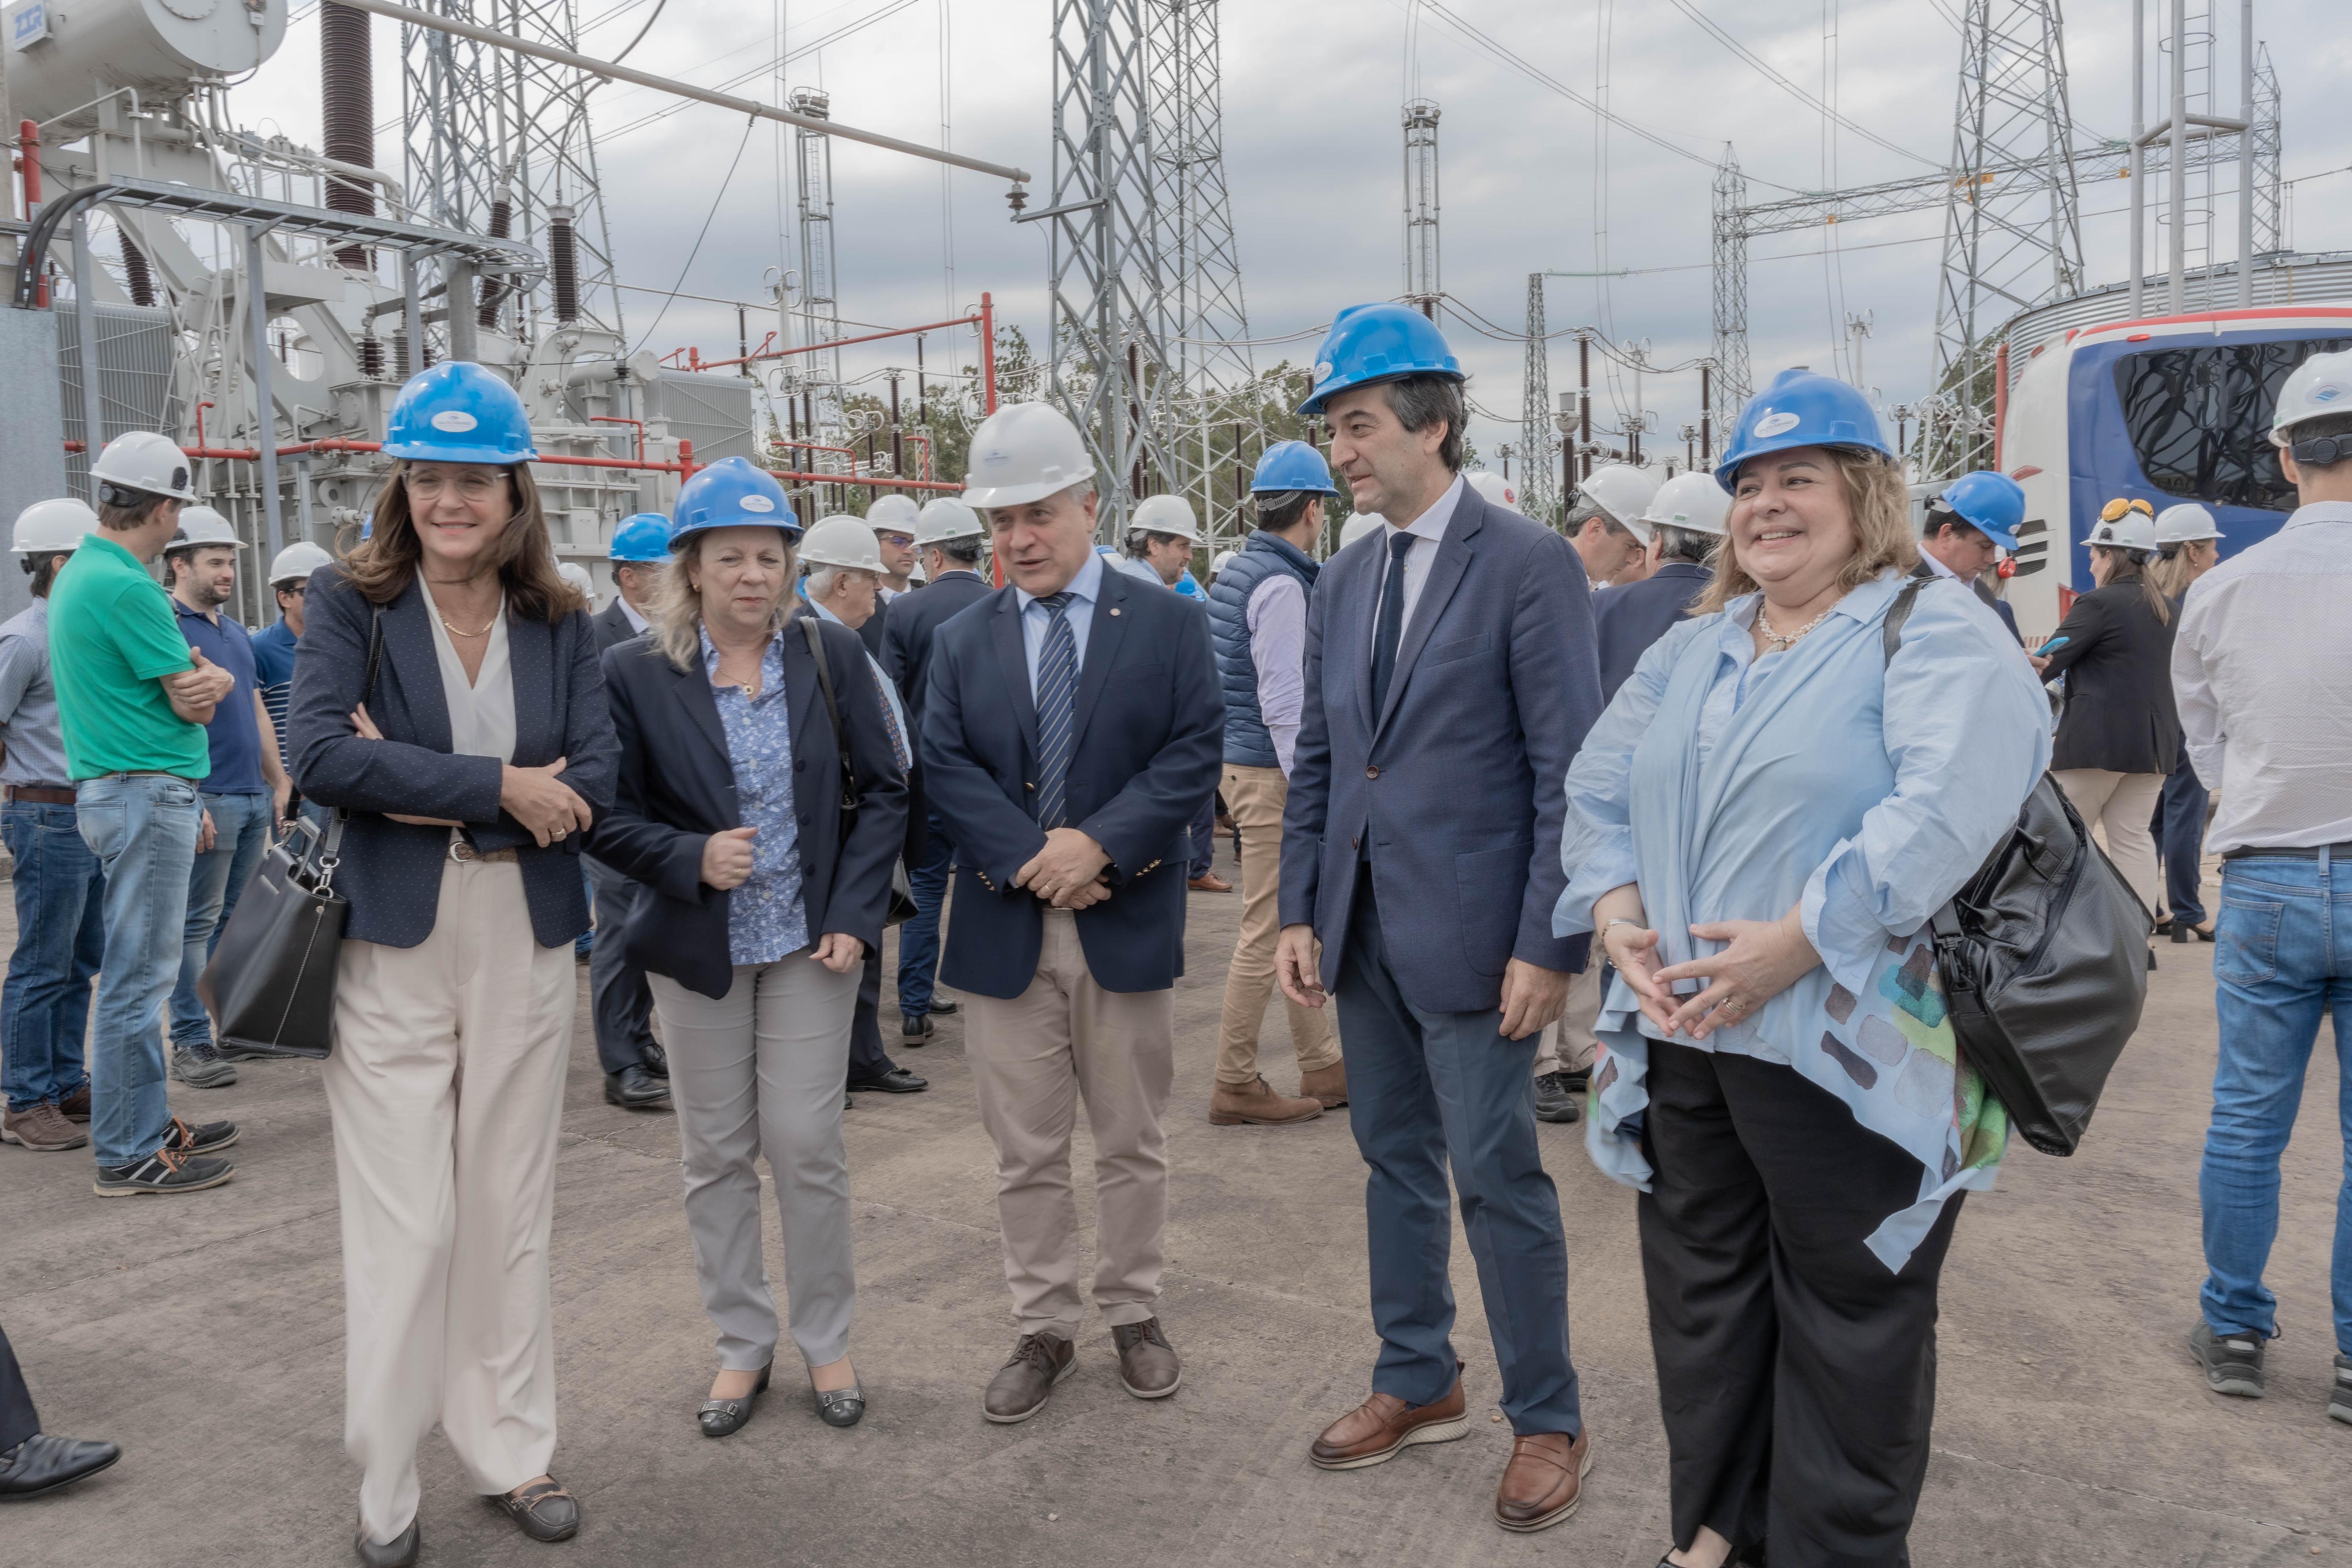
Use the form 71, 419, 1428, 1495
487, 1476, 579, 1542
1209, 1075, 1323, 1126
1111, 1317, 1182, 1398
982, 1332, 1076, 1424
1308, 1373, 1469, 1470
1493, 1427, 1593, 1533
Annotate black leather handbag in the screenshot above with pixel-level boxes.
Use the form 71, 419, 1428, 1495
197, 607, 382, 1059
799, 614, 918, 926
1885, 580, 2153, 1155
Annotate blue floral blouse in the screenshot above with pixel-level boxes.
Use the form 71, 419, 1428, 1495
702, 629, 809, 965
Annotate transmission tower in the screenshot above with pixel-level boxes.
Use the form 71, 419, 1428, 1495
1402, 99, 1442, 316
1923, 0, 2083, 477
791, 87, 846, 438
1519, 274, 1557, 523
402, 0, 624, 342
1710, 147, 1750, 417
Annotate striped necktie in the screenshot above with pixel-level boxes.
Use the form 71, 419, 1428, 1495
1033, 591, 1078, 829
871, 661, 912, 772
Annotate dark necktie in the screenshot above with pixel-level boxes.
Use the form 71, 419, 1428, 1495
1033, 591, 1079, 829
1369, 530, 1416, 716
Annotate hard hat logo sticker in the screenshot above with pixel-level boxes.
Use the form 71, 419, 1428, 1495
2314, 386, 2344, 404
1753, 411, 1801, 438
740, 495, 775, 513
981, 448, 1010, 467
431, 411, 480, 433
1314, 361, 1334, 382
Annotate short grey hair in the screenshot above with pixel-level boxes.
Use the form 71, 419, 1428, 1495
806, 564, 850, 600
1381, 374, 1467, 472
1656, 525, 1714, 565
1568, 498, 1635, 539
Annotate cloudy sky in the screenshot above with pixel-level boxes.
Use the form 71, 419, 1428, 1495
232, 0, 2352, 465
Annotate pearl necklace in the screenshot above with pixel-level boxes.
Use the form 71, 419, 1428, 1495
1756, 602, 1836, 653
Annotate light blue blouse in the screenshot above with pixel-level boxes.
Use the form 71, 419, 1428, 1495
1555, 571, 2052, 1269
702, 629, 810, 965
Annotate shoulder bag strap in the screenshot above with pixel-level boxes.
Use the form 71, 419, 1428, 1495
314, 604, 384, 886
799, 615, 860, 820
1882, 575, 1928, 667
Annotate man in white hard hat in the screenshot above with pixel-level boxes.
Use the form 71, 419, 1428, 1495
1113, 495, 1226, 890
923, 402, 1223, 1424
880, 497, 993, 1042
866, 493, 922, 603
250, 540, 334, 792
160, 507, 293, 1090
0, 502, 105, 1153
2177, 347, 2352, 1417
49, 431, 242, 1195
2150, 502, 2226, 945
1565, 463, 1659, 589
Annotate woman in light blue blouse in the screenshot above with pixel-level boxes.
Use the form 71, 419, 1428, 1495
1554, 371, 2049, 1568
591, 459, 907, 1440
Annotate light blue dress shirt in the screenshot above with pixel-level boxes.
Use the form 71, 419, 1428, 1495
701, 629, 809, 965
1016, 547, 1105, 700
803, 597, 913, 772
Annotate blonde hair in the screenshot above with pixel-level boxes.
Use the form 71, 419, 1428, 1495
2092, 545, 2172, 626
1694, 448, 1918, 616
2145, 539, 2212, 602
648, 532, 800, 670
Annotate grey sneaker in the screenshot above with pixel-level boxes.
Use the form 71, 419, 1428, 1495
93, 1147, 235, 1196
2331, 1355, 2351, 1427
2189, 1320, 2266, 1398
171, 1040, 237, 1089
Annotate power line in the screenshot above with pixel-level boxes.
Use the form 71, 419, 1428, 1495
1661, 0, 1944, 169
628, 116, 758, 357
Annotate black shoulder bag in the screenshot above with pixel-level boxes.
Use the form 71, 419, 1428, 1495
799, 615, 918, 926
1883, 578, 2152, 1154
198, 606, 383, 1059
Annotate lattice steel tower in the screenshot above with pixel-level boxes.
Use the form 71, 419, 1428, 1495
1402, 99, 1441, 317
1519, 274, 1557, 524
791, 87, 846, 435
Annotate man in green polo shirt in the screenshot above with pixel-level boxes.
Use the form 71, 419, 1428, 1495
49, 432, 243, 1197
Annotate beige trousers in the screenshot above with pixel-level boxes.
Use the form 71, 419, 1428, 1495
964, 908, 1174, 1336
1532, 961, 1606, 1078
1214, 763, 1341, 1087
2053, 767, 2165, 918
323, 858, 576, 1543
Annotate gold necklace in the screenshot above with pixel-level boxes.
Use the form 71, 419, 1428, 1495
439, 614, 497, 639
1756, 601, 1836, 653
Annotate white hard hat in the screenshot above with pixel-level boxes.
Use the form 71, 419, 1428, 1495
915, 497, 986, 547
268, 540, 334, 585
1640, 471, 1734, 538
910, 562, 928, 584
2153, 502, 2224, 546
1467, 470, 1521, 513
1129, 493, 1199, 545
2270, 348, 2352, 444
1209, 548, 1238, 576
800, 514, 885, 572
1339, 512, 1385, 549
557, 561, 594, 596
866, 494, 922, 537
12, 498, 96, 555
1577, 464, 1662, 540
167, 505, 245, 552
90, 430, 197, 502
2085, 508, 2158, 553
961, 402, 1096, 509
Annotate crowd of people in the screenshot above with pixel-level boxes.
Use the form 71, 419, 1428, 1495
0, 311, 2347, 1568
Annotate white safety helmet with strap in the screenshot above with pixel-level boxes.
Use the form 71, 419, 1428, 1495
1576, 463, 1662, 541
1467, 470, 1521, 513
1128, 493, 1199, 545
2270, 348, 2352, 446
166, 505, 246, 553
866, 493, 922, 538
2153, 502, 2224, 547
915, 497, 986, 547
800, 514, 885, 572
960, 402, 1096, 509
268, 540, 334, 585
12, 498, 96, 556
90, 430, 198, 503
1639, 471, 1735, 539
1338, 512, 1385, 549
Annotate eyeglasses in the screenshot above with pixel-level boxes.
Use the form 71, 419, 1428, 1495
406, 468, 507, 503
276, 583, 307, 597
2098, 497, 2155, 523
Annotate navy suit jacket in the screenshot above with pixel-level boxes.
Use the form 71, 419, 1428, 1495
1280, 489, 1602, 1013
587, 614, 908, 1001
1594, 561, 1714, 703
920, 564, 1224, 998
288, 567, 618, 949
882, 569, 993, 730
590, 597, 641, 656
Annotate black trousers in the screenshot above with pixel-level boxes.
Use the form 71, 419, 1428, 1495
0, 1323, 40, 1452
585, 858, 658, 1075
1640, 1043, 1962, 1568
848, 946, 897, 1080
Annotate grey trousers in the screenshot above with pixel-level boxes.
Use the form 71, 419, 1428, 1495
648, 952, 861, 1371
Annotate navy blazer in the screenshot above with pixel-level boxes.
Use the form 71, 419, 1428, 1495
920, 564, 1224, 998
1594, 561, 1713, 703
588, 613, 908, 1001
1280, 489, 1602, 1013
882, 569, 993, 729
590, 597, 640, 655
288, 567, 618, 949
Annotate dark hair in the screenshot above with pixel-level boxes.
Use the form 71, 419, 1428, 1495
931, 537, 983, 566
96, 493, 170, 533
2287, 411, 2352, 468
25, 554, 67, 598
1656, 525, 1714, 565
164, 542, 235, 587
1381, 374, 1467, 472
342, 461, 583, 623
1253, 490, 1318, 533
2092, 546, 2171, 626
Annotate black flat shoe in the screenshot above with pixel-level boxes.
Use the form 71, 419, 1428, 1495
0, 1432, 120, 1500
900, 1014, 934, 1044
355, 1517, 421, 1567
814, 1378, 866, 1428
847, 1067, 927, 1094
487, 1476, 579, 1542
699, 1364, 772, 1438
605, 1064, 671, 1110
641, 1041, 669, 1078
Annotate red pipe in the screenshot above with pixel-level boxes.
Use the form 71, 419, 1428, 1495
92, 434, 705, 477
678, 437, 695, 482
590, 415, 645, 462
763, 467, 960, 494
17, 120, 45, 306
769, 437, 856, 459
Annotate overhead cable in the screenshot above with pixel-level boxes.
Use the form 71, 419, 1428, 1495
1659, 0, 1943, 169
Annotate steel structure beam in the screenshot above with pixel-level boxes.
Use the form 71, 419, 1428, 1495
1711, 149, 1751, 417
1402, 100, 1441, 317
1519, 273, 1556, 524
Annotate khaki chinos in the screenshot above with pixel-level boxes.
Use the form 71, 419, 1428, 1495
1532, 963, 1604, 1079
1214, 762, 1340, 1086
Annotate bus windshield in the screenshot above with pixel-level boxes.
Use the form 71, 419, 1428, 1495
2115, 338, 2352, 512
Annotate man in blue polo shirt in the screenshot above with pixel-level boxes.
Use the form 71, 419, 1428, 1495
164, 508, 291, 1087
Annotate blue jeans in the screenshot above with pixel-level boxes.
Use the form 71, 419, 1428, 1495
2198, 852, 2352, 1356
76, 774, 202, 1167
2154, 744, 2209, 929
169, 792, 274, 1048
895, 807, 956, 1019
1, 801, 105, 1111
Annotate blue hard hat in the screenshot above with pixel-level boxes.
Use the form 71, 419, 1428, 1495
1250, 440, 1341, 496
381, 361, 538, 464
1713, 367, 1894, 489
609, 513, 673, 562
1933, 471, 2026, 551
668, 457, 801, 549
1297, 303, 1464, 418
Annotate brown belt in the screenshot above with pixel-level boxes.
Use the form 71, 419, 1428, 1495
5, 785, 77, 806
447, 840, 520, 865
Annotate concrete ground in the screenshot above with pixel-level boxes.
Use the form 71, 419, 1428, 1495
1, 838, 2344, 1568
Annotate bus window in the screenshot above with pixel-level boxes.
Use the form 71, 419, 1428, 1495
2114, 338, 2352, 512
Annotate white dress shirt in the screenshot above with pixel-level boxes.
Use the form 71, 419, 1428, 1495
425, 595, 516, 763
2171, 501, 2352, 852
1374, 473, 1469, 641
806, 598, 913, 772
1015, 547, 1105, 701
617, 596, 650, 635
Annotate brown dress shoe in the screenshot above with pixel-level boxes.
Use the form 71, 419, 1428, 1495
1308, 1373, 1469, 1470
1298, 1062, 1348, 1109
1209, 1075, 1323, 1126
2, 1102, 86, 1152
1187, 872, 1234, 892
1111, 1318, 1182, 1398
57, 1084, 91, 1122
982, 1332, 1075, 1424
1493, 1427, 1593, 1533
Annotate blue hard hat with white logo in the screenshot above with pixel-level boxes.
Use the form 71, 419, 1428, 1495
1297, 303, 1463, 418
1714, 367, 1894, 488
1934, 471, 2026, 551
1250, 440, 1341, 496
609, 513, 673, 563
668, 457, 801, 550
381, 361, 538, 464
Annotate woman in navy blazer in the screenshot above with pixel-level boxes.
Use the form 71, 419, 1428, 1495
588, 459, 905, 1441
286, 364, 616, 1566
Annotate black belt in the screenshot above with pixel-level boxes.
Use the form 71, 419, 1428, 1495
3, 785, 76, 805
2222, 841, 2352, 862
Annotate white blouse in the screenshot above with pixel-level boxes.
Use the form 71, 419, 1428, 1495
424, 592, 517, 764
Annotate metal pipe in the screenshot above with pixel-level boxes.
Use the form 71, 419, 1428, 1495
247, 221, 286, 558
401, 249, 423, 372
332, 0, 1030, 187
69, 209, 103, 496
981, 293, 997, 412
680, 308, 989, 371
2169, 0, 2188, 313
20, 123, 45, 305
443, 258, 478, 361
2130, 0, 2145, 318
2238, 0, 2255, 307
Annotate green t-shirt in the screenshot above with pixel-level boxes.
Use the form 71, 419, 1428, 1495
49, 531, 210, 782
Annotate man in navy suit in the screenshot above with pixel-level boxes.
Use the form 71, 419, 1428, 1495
1275, 305, 1603, 1534
921, 403, 1223, 1427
